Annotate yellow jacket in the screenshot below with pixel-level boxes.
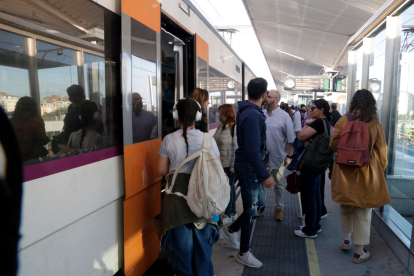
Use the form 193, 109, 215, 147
330, 115, 391, 208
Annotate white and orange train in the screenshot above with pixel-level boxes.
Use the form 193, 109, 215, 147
1, 0, 257, 275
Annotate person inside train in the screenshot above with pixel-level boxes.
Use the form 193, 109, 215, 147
213, 104, 238, 225
57, 84, 86, 144
132, 92, 157, 143
190, 88, 209, 133
210, 104, 219, 124
295, 99, 331, 239
157, 97, 221, 276
220, 78, 276, 269
330, 89, 390, 264
59, 100, 103, 153
162, 75, 175, 127
10, 97, 50, 162
0, 105, 23, 276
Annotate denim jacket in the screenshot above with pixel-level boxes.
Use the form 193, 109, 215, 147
287, 138, 307, 171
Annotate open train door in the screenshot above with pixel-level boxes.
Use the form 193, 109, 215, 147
121, 1, 163, 275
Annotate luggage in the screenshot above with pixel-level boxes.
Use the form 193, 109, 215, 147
286, 171, 301, 194
166, 133, 230, 220
335, 113, 370, 167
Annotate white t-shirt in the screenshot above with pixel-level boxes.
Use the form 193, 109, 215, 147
159, 129, 220, 174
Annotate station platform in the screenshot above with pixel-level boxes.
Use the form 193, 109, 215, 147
212, 173, 410, 276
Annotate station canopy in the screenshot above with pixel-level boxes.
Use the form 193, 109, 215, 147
242, 0, 389, 88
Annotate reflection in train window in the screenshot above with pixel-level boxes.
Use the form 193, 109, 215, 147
1, 0, 121, 166
131, 18, 158, 144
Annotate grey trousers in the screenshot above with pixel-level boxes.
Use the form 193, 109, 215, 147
272, 164, 287, 210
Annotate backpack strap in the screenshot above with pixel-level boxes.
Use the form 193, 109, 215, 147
203, 132, 212, 150
231, 123, 236, 138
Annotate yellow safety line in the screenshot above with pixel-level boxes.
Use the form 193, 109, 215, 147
298, 192, 322, 276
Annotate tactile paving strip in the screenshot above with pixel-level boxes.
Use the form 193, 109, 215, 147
242, 188, 310, 276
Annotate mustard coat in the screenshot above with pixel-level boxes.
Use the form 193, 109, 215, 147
329, 116, 391, 208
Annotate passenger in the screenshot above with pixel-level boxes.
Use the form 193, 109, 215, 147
330, 89, 390, 264
157, 97, 221, 276
281, 103, 293, 121
59, 100, 103, 153
11, 97, 50, 161
162, 76, 175, 127
0, 106, 23, 276
295, 99, 331, 238
220, 78, 276, 268
301, 104, 306, 112
190, 88, 210, 133
210, 104, 218, 123
132, 92, 157, 143
213, 104, 238, 225
57, 84, 86, 144
292, 105, 302, 137
330, 103, 341, 127
263, 90, 295, 221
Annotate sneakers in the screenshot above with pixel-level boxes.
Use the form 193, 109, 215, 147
294, 229, 318, 239
299, 225, 321, 234
353, 249, 371, 264
219, 227, 240, 249
341, 240, 351, 250
232, 213, 238, 222
274, 209, 283, 221
321, 213, 328, 219
297, 213, 306, 219
236, 251, 263, 268
219, 215, 233, 226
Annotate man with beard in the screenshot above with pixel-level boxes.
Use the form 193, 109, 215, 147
263, 90, 295, 221
132, 92, 157, 143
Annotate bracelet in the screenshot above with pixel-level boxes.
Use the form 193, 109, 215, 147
286, 155, 292, 159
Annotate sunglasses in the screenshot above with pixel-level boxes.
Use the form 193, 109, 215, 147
309, 106, 318, 111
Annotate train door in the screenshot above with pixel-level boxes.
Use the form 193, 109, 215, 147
120, 1, 163, 276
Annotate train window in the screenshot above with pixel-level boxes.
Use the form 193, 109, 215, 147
0, 30, 31, 112
131, 18, 158, 144
2, 0, 122, 166
197, 57, 208, 90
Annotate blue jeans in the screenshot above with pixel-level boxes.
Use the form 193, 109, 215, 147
301, 166, 322, 236
229, 162, 260, 253
224, 167, 237, 217
161, 223, 219, 276
258, 184, 265, 210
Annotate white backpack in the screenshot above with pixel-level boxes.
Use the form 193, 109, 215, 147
165, 133, 230, 220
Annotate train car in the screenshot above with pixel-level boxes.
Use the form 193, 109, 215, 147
0, 0, 257, 275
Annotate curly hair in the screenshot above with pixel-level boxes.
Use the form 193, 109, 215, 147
348, 89, 378, 122
176, 97, 201, 157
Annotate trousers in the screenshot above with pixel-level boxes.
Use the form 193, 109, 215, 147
340, 205, 372, 245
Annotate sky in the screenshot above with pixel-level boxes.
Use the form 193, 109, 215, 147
189, 0, 277, 90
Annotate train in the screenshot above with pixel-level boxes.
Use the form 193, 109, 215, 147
0, 0, 259, 275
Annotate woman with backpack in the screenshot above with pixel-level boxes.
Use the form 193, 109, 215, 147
213, 104, 238, 225
157, 97, 221, 276
330, 89, 390, 264
190, 88, 210, 133
294, 99, 332, 239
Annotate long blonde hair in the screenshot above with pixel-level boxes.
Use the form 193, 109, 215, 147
191, 88, 209, 112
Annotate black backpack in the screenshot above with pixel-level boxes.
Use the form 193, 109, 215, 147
302, 119, 334, 174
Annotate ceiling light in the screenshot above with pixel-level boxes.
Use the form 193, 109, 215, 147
279, 70, 295, 77
276, 50, 304, 60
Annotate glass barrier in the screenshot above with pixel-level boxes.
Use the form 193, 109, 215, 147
369, 28, 386, 120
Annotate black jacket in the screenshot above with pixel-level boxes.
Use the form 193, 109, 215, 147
330, 110, 341, 127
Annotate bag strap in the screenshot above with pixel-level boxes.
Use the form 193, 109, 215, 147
231, 123, 236, 138
322, 119, 329, 136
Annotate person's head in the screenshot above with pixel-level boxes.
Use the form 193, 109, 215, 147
264, 89, 280, 111
12, 96, 38, 121
190, 88, 209, 112
308, 99, 331, 120
218, 104, 236, 126
349, 89, 378, 122
79, 100, 101, 128
67, 84, 86, 106
175, 97, 202, 157
301, 104, 306, 111
132, 92, 143, 114
247, 78, 268, 102
167, 76, 175, 88
331, 102, 337, 111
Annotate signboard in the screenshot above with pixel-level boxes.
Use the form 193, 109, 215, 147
284, 76, 328, 91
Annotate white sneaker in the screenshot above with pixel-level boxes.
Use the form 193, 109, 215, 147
232, 213, 238, 222
321, 213, 328, 219
236, 251, 263, 268
219, 233, 224, 240
299, 225, 321, 234
294, 229, 318, 239
219, 227, 240, 249
298, 213, 306, 219
219, 215, 233, 226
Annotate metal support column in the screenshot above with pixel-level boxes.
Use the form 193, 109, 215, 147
346, 50, 358, 108
156, 31, 162, 139
25, 37, 40, 114
361, 37, 374, 89
74, 51, 85, 91
383, 16, 402, 176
